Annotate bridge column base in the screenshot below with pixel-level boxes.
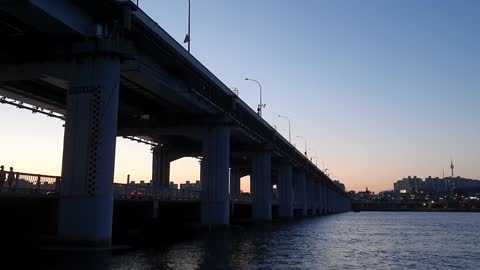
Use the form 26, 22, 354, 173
201, 125, 230, 225
57, 56, 120, 247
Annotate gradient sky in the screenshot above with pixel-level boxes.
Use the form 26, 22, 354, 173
1, 0, 479, 192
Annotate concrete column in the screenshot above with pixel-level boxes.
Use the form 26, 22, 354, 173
201, 125, 230, 225
229, 168, 241, 198
306, 177, 313, 216
314, 181, 321, 215
58, 56, 120, 247
278, 163, 293, 218
328, 188, 332, 213
251, 149, 272, 221
152, 146, 170, 193
293, 170, 307, 216
322, 181, 328, 214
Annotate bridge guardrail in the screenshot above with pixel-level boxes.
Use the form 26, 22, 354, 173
113, 183, 201, 201
0, 171, 59, 194
1, 172, 260, 204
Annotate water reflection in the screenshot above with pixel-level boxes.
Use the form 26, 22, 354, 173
38, 250, 112, 270
36, 213, 480, 270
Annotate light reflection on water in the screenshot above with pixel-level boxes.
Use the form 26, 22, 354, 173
40, 212, 480, 270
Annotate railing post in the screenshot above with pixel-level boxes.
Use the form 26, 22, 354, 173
36, 175, 41, 193
13, 172, 19, 192
55, 177, 60, 193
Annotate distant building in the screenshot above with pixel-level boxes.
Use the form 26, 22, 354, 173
378, 190, 401, 202
180, 180, 201, 191
333, 180, 346, 191
352, 187, 376, 201
423, 176, 449, 193
447, 177, 480, 192
169, 181, 178, 190
394, 176, 423, 193
393, 175, 480, 194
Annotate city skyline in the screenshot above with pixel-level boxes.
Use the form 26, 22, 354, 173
1, 0, 479, 192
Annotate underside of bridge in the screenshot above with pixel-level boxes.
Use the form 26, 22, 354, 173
0, 0, 351, 247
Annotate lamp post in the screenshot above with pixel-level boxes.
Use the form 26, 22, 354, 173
245, 78, 265, 117
312, 155, 318, 167
184, 0, 191, 52
278, 114, 291, 143
296, 135, 307, 157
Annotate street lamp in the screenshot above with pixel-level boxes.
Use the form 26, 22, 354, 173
308, 148, 318, 167
245, 78, 265, 117
278, 114, 291, 143
183, 0, 191, 52
296, 135, 307, 157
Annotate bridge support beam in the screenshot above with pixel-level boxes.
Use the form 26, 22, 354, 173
251, 149, 272, 221
278, 163, 293, 218
58, 56, 120, 247
201, 125, 230, 226
294, 170, 307, 216
152, 146, 170, 194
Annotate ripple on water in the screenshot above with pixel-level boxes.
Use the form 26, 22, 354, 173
37, 212, 480, 270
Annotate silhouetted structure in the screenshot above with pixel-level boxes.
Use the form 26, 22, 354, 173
0, 165, 6, 191
7, 167, 16, 192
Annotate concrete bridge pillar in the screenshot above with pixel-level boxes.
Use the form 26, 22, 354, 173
277, 163, 293, 218
306, 177, 314, 216
328, 188, 332, 213
314, 180, 321, 215
322, 181, 328, 215
58, 56, 120, 247
152, 146, 170, 194
251, 149, 272, 221
229, 168, 242, 199
201, 125, 230, 226
293, 170, 307, 216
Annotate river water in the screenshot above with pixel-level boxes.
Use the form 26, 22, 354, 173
39, 212, 480, 270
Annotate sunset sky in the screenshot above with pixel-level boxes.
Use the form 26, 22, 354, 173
1, 0, 479, 193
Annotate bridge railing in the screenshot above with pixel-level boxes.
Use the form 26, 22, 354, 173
113, 183, 201, 201
0, 172, 59, 194
230, 193, 252, 203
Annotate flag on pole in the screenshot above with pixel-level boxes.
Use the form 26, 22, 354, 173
184, 34, 190, 43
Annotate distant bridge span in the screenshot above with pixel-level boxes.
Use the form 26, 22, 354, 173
0, 0, 351, 247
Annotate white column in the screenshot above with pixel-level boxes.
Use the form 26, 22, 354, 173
251, 149, 272, 221
58, 56, 120, 247
201, 125, 230, 225
152, 146, 170, 194
293, 170, 307, 216
278, 163, 293, 218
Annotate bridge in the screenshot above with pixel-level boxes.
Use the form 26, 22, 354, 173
0, 0, 351, 247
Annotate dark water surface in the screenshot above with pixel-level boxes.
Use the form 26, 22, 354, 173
39, 212, 480, 270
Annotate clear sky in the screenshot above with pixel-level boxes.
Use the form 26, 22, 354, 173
1, 0, 479, 192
